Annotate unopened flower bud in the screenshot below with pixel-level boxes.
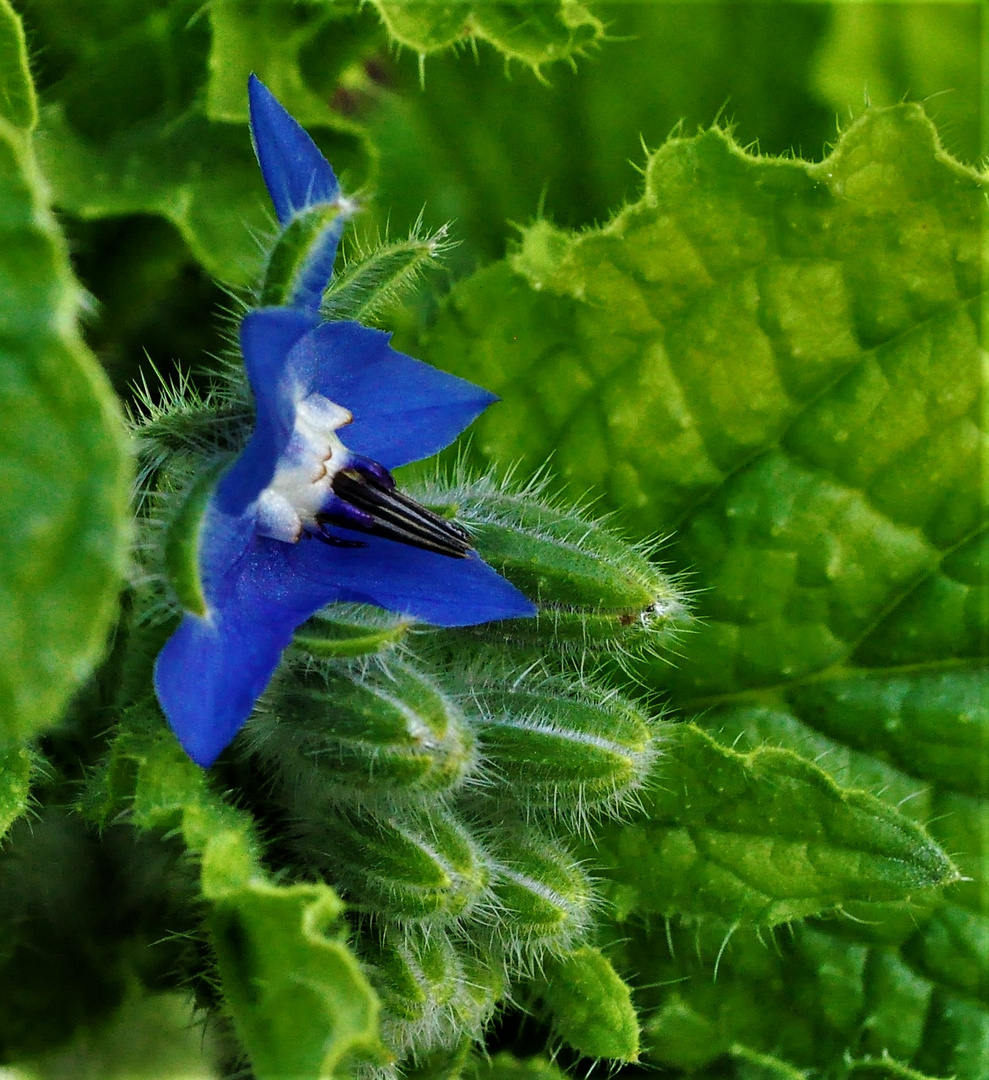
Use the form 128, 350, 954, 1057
292, 604, 411, 658
365, 925, 505, 1058
470, 678, 660, 820
306, 802, 490, 922
485, 827, 594, 957
416, 476, 691, 654
249, 660, 475, 801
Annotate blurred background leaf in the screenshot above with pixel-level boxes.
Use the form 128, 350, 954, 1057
83, 716, 382, 1080
13, 0, 844, 391
811, 2, 984, 168
0, 0, 131, 756
9, 991, 223, 1080
364, 2, 837, 280
368, 0, 605, 73
26, 0, 372, 290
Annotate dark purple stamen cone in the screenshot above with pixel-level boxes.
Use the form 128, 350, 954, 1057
319, 457, 472, 559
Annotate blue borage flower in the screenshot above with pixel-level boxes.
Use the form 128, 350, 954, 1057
154, 77, 535, 767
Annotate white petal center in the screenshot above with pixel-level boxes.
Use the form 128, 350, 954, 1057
256, 392, 352, 542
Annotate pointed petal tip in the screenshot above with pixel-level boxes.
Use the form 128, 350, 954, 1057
486, 586, 538, 623
247, 73, 339, 225
153, 673, 246, 770
153, 643, 231, 769
180, 735, 222, 771
153, 608, 291, 771
302, 321, 501, 467
461, 553, 538, 623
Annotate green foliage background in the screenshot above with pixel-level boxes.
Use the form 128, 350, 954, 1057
0, 2, 985, 1080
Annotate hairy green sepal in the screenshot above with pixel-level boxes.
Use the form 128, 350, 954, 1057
307, 802, 490, 922
367, 925, 504, 1057
486, 828, 592, 954
260, 201, 351, 308
322, 226, 451, 325
164, 460, 227, 617
538, 946, 639, 1061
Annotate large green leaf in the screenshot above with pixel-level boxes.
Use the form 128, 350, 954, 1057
424, 105, 987, 1078
593, 723, 956, 926
428, 105, 982, 543
364, 3, 834, 278
87, 718, 382, 1080
0, 0, 130, 745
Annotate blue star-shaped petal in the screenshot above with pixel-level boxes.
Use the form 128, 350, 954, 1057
248, 74, 340, 225
153, 80, 535, 767
248, 73, 354, 312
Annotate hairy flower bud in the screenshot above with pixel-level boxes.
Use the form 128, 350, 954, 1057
365, 925, 506, 1058
305, 803, 490, 922
470, 678, 660, 820
415, 474, 691, 654
162, 459, 227, 617
248, 660, 475, 801
292, 604, 411, 658
485, 827, 594, 958
367, 925, 459, 1026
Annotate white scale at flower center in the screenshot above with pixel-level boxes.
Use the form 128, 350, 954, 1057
256, 392, 353, 542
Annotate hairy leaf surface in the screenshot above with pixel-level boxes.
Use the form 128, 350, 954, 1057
425, 105, 987, 1078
